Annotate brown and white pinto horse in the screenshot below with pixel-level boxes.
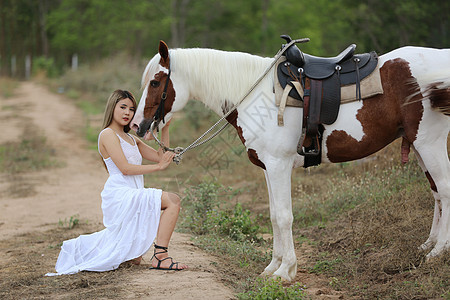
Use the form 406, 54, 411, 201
132, 41, 450, 281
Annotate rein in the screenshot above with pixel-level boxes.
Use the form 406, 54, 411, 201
151, 38, 310, 164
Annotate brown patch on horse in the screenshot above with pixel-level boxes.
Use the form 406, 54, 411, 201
425, 171, 438, 193
427, 84, 450, 115
326, 59, 424, 162
222, 100, 234, 116
225, 109, 266, 169
248, 149, 266, 169
143, 70, 176, 120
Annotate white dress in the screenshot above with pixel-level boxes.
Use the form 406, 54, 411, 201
46, 128, 162, 276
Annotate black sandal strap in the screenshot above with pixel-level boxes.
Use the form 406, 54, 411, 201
154, 244, 168, 250
151, 244, 182, 270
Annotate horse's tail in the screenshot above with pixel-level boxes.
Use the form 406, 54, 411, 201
406, 73, 450, 116
423, 78, 450, 116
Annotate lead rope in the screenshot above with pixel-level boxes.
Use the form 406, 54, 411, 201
151, 38, 310, 164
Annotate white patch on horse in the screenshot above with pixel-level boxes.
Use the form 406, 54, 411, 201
324, 101, 365, 138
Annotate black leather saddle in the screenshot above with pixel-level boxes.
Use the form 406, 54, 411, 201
276, 35, 378, 167
278, 50, 378, 101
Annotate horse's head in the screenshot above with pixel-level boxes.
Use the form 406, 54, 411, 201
132, 41, 189, 139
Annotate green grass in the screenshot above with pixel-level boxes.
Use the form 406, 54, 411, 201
237, 278, 307, 300
58, 214, 81, 229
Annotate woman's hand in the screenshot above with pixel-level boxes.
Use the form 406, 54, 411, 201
158, 151, 175, 170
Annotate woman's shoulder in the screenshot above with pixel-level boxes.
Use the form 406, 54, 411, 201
99, 128, 119, 142
130, 133, 142, 145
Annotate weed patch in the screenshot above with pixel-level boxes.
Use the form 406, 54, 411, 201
59, 214, 81, 229
0, 132, 60, 173
237, 277, 307, 300
179, 181, 272, 292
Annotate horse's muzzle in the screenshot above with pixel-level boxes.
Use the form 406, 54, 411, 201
136, 119, 153, 137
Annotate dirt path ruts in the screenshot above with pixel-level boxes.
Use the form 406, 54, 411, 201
0, 82, 235, 299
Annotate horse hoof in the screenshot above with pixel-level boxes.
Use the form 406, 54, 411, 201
419, 240, 435, 252
259, 271, 270, 277
426, 242, 449, 260
272, 270, 293, 282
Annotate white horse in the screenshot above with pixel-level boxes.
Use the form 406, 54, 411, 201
131, 40, 450, 281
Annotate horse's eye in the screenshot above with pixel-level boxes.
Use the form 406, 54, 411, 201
150, 80, 160, 88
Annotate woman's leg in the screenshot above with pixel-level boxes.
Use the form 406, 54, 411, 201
152, 191, 187, 269
156, 192, 181, 246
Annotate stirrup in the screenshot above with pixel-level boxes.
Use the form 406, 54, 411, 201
149, 244, 182, 271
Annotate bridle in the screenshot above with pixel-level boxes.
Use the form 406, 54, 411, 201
153, 66, 172, 125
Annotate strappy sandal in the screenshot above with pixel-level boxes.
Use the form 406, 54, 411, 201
149, 244, 183, 271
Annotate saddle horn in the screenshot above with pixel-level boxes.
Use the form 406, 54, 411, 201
281, 34, 306, 67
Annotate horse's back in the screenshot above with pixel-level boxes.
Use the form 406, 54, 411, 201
378, 46, 450, 98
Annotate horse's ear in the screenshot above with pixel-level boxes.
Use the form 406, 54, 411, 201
159, 40, 169, 63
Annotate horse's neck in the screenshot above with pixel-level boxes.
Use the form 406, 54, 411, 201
174, 49, 274, 116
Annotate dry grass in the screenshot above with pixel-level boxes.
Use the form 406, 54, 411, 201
291, 140, 450, 299
0, 132, 60, 174
0, 222, 144, 300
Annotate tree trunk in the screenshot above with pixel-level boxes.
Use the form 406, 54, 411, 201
38, 0, 49, 57
0, 0, 8, 76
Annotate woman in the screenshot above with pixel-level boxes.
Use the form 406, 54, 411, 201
47, 89, 187, 275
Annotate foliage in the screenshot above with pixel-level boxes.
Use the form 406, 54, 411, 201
206, 203, 262, 243
32, 56, 59, 78
237, 277, 307, 300
58, 215, 80, 229
181, 181, 262, 243
181, 181, 226, 235
1, 0, 448, 78
180, 181, 271, 292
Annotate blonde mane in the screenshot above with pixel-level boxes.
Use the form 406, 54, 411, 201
141, 48, 274, 115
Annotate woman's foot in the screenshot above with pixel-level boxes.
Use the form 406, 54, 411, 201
131, 256, 142, 265
150, 244, 188, 270
122, 255, 143, 267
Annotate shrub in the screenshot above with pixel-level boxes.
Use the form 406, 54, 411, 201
181, 181, 261, 243
33, 56, 59, 78
207, 203, 261, 242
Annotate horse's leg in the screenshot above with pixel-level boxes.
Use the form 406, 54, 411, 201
412, 147, 441, 251
261, 169, 283, 276
412, 123, 450, 258
261, 157, 297, 281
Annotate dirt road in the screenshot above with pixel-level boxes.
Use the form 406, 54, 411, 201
0, 82, 236, 299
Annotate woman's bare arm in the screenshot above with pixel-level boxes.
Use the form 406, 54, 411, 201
100, 130, 173, 175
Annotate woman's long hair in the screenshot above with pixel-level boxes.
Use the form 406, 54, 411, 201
102, 89, 137, 132
100, 90, 137, 171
